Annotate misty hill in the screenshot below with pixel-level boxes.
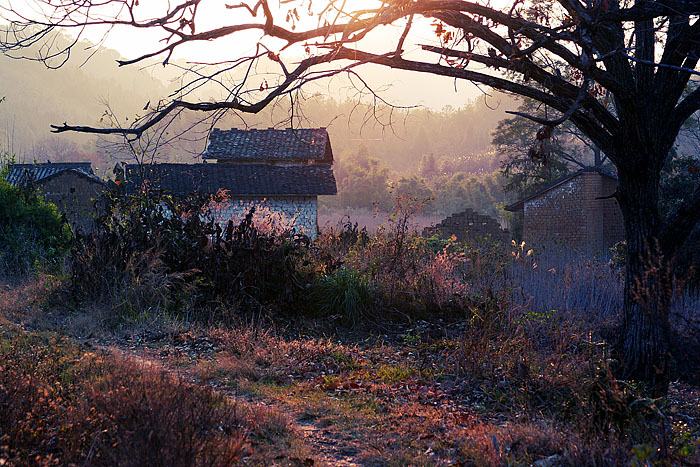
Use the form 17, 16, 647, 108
1, 31, 519, 178
1, 38, 168, 166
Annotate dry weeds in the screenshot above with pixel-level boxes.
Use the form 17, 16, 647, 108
2, 241, 699, 466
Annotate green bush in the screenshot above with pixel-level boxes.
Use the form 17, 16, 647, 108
311, 267, 376, 326
0, 171, 71, 276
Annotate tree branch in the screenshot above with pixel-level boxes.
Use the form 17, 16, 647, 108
604, 0, 700, 21
421, 44, 618, 132
328, 46, 616, 155
51, 51, 335, 138
505, 79, 590, 126
669, 85, 700, 139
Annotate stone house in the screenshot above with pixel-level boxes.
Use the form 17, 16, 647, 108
505, 167, 624, 251
125, 128, 337, 238
6, 162, 106, 231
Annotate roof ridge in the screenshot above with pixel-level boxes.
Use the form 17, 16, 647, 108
5, 163, 100, 186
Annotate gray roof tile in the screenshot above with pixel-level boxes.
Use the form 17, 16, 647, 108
204, 128, 331, 162
5, 162, 95, 186
124, 163, 337, 196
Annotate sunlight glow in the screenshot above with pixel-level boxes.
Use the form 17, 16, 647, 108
0, 0, 525, 108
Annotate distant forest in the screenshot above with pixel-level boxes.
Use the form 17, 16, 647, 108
1, 34, 520, 219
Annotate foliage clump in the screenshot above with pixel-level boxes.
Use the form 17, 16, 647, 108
70, 187, 308, 317
311, 267, 375, 326
309, 195, 506, 323
0, 164, 71, 277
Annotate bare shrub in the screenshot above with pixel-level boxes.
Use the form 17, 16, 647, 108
311, 195, 483, 318
70, 187, 309, 317
0, 328, 246, 466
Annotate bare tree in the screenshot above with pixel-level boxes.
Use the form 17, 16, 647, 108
31, 137, 81, 162
2, 0, 700, 394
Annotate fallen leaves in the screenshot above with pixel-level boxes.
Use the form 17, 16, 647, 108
322, 380, 363, 392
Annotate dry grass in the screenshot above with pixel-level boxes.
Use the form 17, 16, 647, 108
0, 322, 321, 466
0, 326, 245, 465
2, 226, 699, 466
0, 275, 61, 319
133, 310, 699, 466
3, 274, 700, 465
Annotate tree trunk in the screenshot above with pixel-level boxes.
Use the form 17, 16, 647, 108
616, 166, 673, 396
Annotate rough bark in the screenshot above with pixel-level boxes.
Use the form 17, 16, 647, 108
616, 157, 673, 396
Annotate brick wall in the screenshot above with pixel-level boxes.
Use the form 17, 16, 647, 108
38, 171, 105, 232
211, 196, 319, 238
523, 171, 624, 251
601, 175, 625, 248
424, 208, 508, 242
524, 176, 587, 247
583, 171, 605, 250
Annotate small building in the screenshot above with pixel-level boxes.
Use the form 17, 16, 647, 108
6, 162, 105, 232
505, 168, 624, 251
424, 208, 509, 243
125, 128, 337, 238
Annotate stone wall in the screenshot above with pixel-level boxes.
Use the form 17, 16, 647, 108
38, 171, 106, 232
424, 208, 508, 242
211, 196, 318, 238
523, 171, 624, 251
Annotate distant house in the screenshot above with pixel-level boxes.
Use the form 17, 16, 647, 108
125, 128, 337, 238
505, 167, 624, 251
6, 162, 105, 231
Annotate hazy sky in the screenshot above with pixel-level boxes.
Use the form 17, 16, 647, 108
2, 0, 516, 110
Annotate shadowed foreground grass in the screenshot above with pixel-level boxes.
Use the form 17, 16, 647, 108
2, 271, 700, 466
2, 218, 700, 466
0, 318, 316, 466
183, 322, 700, 466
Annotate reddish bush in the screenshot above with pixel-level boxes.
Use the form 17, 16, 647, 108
0, 329, 245, 466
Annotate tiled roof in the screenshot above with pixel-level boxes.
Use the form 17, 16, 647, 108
124, 163, 337, 196
203, 128, 331, 162
505, 167, 617, 212
5, 162, 96, 186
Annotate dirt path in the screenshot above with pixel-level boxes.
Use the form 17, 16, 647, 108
234, 390, 364, 467
0, 281, 378, 466
4, 279, 700, 466
105, 340, 368, 467
287, 421, 361, 467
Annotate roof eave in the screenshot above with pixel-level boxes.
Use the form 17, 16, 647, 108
226, 191, 336, 196
504, 168, 617, 211
37, 168, 105, 185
